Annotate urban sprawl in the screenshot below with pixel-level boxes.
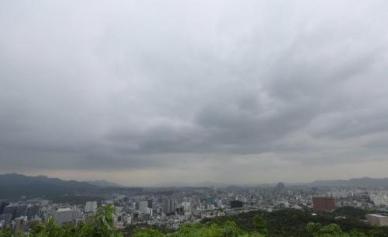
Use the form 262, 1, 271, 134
1, 184, 388, 233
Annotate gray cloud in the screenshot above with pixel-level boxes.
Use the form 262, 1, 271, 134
1, 0, 388, 184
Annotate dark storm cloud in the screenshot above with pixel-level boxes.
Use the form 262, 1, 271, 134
1, 0, 388, 183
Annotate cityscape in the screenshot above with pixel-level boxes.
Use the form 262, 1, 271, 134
1, 174, 388, 235
1, 0, 388, 236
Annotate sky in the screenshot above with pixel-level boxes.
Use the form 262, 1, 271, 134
1, 0, 388, 186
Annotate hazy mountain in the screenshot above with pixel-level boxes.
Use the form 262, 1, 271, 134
87, 180, 123, 188
2, 173, 388, 200
310, 177, 388, 188
0, 173, 98, 199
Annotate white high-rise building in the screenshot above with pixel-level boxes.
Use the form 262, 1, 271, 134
85, 201, 97, 213
52, 208, 82, 225
137, 201, 148, 213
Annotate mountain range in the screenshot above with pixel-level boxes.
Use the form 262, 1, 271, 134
0, 173, 100, 199
1, 173, 388, 199
87, 180, 123, 188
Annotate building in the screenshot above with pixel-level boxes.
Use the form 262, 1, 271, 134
137, 201, 149, 213
52, 208, 82, 225
3, 205, 17, 219
0, 202, 9, 214
14, 216, 27, 233
26, 205, 40, 220
15, 205, 27, 218
0, 213, 13, 227
85, 201, 97, 214
147, 200, 153, 209
312, 197, 336, 212
366, 214, 388, 226
163, 199, 176, 215
181, 201, 191, 215
230, 200, 243, 209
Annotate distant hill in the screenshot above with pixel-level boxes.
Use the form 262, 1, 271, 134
87, 180, 123, 188
310, 177, 388, 188
0, 173, 99, 199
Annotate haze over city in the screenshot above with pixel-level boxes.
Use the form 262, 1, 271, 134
1, 0, 388, 186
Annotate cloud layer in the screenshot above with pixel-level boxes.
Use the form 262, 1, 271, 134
1, 0, 388, 185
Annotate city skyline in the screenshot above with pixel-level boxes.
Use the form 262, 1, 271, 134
1, 0, 388, 186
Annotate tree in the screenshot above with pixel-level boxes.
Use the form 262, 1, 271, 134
307, 223, 350, 237
132, 228, 165, 237
252, 215, 267, 236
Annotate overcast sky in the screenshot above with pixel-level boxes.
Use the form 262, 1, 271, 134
1, 0, 388, 186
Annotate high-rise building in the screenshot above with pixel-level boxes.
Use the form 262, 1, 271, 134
230, 200, 243, 209
15, 205, 27, 218
163, 199, 176, 215
52, 208, 82, 225
3, 205, 17, 219
85, 201, 97, 213
147, 200, 153, 209
0, 202, 9, 214
26, 205, 40, 220
312, 197, 336, 212
137, 201, 148, 213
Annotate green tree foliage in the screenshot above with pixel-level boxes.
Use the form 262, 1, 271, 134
348, 230, 368, 237
311, 223, 349, 237
307, 223, 371, 237
132, 228, 164, 237
1, 207, 388, 237
133, 221, 265, 237
0, 205, 123, 237
333, 207, 367, 220
0, 229, 13, 237
252, 215, 268, 236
